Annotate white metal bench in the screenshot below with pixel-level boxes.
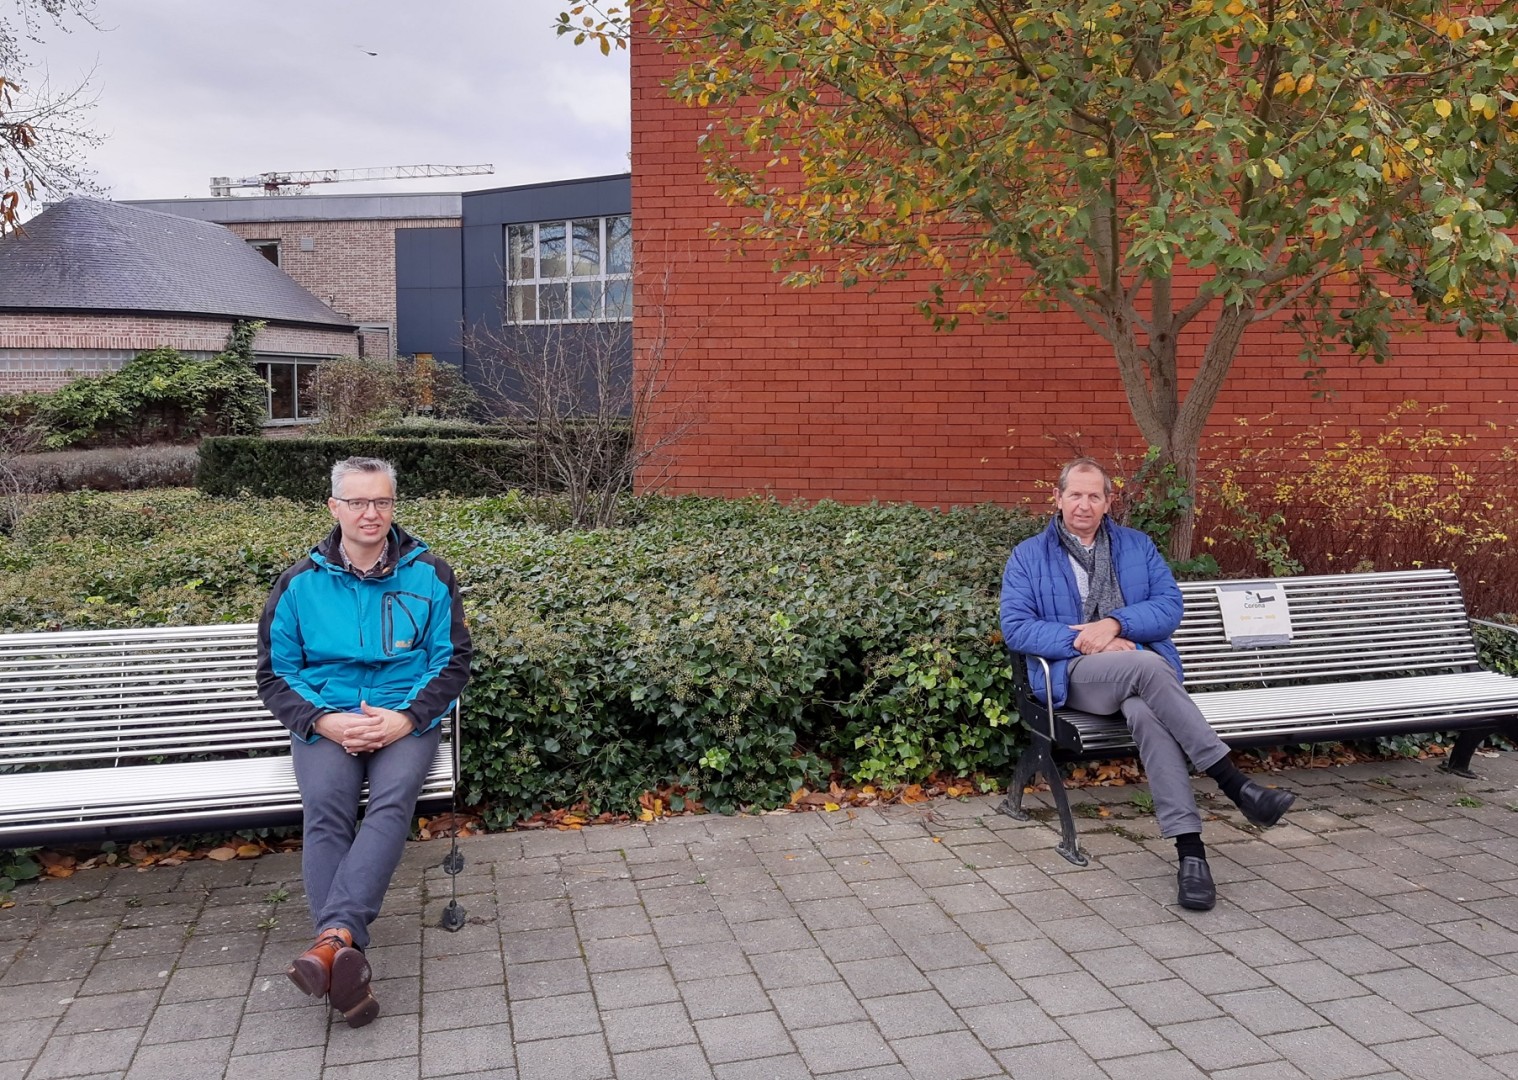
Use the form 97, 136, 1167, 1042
1000, 568, 1518, 865
0, 623, 458, 847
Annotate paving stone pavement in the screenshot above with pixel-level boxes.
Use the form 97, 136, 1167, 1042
6, 753, 1518, 1079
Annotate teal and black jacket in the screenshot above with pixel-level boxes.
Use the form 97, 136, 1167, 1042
256, 524, 472, 741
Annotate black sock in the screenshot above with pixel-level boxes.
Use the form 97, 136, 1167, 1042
1205, 756, 1250, 803
1175, 832, 1206, 862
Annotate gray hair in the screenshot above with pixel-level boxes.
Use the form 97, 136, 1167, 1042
331, 456, 397, 498
1056, 457, 1113, 497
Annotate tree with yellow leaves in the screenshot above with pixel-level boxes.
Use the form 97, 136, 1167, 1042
564, 0, 1518, 557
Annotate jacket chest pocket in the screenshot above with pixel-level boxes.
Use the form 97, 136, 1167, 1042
381, 591, 431, 656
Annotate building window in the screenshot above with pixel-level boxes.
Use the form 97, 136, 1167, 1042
506, 214, 631, 323
247, 239, 281, 266
256, 359, 322, 422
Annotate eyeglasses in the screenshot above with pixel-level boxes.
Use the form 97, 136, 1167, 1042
336, 498, 396, 512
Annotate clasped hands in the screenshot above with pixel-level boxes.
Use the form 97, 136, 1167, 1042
1070, 617, 1137, 655
314, 702, 413, 755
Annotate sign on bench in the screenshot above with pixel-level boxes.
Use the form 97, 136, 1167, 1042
1001, 569, 1518, 865
0, 624, 457, 847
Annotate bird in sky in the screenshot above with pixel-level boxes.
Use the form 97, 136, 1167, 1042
352, 45, 378, 56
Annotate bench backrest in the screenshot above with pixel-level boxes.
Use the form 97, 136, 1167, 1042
0, 623, 284, 768
1174, 568, 1478, 690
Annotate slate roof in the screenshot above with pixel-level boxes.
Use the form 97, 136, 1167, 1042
0, 198, 355, 328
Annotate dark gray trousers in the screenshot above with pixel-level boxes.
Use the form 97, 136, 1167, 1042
1066, 650, 1229, 837
290, 726, 441, 950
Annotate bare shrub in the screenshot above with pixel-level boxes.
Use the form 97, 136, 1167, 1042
467, 275, 702, 529
307, 356, 478, 436
9, 444, 199, 493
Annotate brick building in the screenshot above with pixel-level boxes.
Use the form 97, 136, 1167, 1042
630, 45, 1518, 505
127, 192, 463, 362
0, 199, 357, 417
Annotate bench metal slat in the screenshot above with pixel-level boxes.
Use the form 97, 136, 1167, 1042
2, 699, 272, 726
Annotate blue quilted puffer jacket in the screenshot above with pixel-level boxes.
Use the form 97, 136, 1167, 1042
999, 516, 1184, 707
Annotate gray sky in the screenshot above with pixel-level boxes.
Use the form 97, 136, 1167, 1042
30, 0, 631, 202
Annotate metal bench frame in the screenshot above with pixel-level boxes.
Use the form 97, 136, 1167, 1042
999, 569, 1518, 866
0, 623, 468, 927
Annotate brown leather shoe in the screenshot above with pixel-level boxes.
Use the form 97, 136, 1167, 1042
329, 945, 380, 1028
287, 927, 353, 997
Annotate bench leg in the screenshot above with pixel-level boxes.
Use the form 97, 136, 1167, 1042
997, 740, 1088, 868
1441, 729, 1485, 779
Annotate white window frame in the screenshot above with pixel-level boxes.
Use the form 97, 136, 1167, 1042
506, 214, 632, 324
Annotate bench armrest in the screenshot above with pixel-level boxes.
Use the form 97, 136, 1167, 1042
1010, 651, 1060, 743
1472, 617, 1518, 639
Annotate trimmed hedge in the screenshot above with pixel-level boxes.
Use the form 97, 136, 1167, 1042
0, 490, 1037, 825
196, 436, 535, 500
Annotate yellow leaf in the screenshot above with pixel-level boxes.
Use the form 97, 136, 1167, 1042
206, 847, 238, 862
1264, 158, 1285, 178
1295, 73, 1314, 95
1351, 144, 1364, 157
1273, 72, 1296, 95
1152, 132, 1176, 140
1224, 0, 1244, 14
638, 808, 655, 821
1084, 146, 1104, 157
823, 802, 841, 812
1193, 117, 1215, 130
1434, 98, 1452, 119
235, 844, 262, 859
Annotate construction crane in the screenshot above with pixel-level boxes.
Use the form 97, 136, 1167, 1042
209, 164, 495, 197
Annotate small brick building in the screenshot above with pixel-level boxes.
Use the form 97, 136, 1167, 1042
0, 199, 358, 420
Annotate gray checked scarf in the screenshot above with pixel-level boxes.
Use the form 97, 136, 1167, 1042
1056, 517, 1125, 622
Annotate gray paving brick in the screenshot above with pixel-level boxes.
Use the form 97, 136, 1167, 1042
925, 963, 1025, 1008
1212, 987, 1326, 1036
1265, 1025, 1393, 1078
1058, 1006, 1169, 1058
1018, 970, 1123, 1017
813, 925, 903, 964
695, 1010, 793, 1065
835, 955, 932, 998
712, 1052, 812, 1080
862, 989, 963, 1038
985, 937, 1081, 979
1160, 1016, 1282, 1072
27, 1028, 141, 1079
1163, 952, 1271, 995
1261, 959, 1371, 1003
1357, 966, 1475, 1011
890, 1029, 1003, 1080
142, 996, 243, 1043
748, 949, 840, 990
601, 1001, 695, 1053
55, 988, 160, 1034
767, 981, 869, 1030
124, 1035, 233, 1080
679, 971, 770, 1020
614, 1043, 715, 1080
225, 1046, 327, 1080
1096, 1049, 1209, 1079
511, 991, 602, 1041
993, 1039, 1108, 1079
730, 916, 814, 954
663, 941, 753, 981
1114, 979, 1222, 1026
1416, 1003, 1518, 1055
1374, 1035, 1507, 1080
510, 1031, 611, 1080
1395, 941, 1510, 982
790, 1020, 896, 1073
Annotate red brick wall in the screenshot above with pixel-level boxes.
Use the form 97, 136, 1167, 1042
224, 218, 458, 333
631, 43, 1518, 506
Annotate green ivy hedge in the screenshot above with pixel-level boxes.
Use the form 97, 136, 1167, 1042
196, 436, 535, 501
0, 490, 1037, 824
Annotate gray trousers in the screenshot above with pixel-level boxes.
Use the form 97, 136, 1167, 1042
1066, 650, 1229, 837
290, 726, 441, 950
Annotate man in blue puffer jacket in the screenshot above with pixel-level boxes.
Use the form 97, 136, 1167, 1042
257, 456, 471, 1026
1001, 457, 1293, 911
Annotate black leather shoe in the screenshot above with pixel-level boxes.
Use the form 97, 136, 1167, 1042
1235, 781, 1296, 828
1177, 856, 1215, 911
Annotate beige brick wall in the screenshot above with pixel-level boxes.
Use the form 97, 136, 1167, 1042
0, 312, 358, 393
225, 217, 459, 336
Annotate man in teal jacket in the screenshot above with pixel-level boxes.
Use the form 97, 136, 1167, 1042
1000, 457, 1293, 911
257, 456, 471, 1027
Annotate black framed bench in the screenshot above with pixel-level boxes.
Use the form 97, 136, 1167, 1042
999, 568, 1518, 866
0, 622, 469, 925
